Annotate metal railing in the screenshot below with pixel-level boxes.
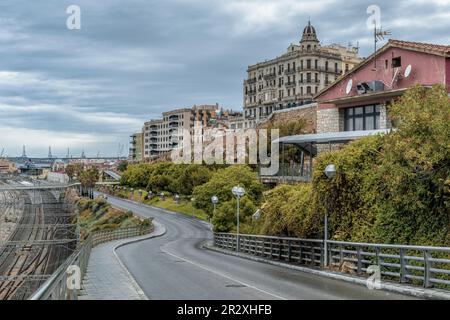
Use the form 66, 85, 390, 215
214, 233, 450, 289
30, 225, 152, 300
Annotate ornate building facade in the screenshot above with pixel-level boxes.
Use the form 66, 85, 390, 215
243, 21, 362, 128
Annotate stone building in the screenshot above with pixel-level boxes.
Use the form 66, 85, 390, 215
243, 21, 361, 129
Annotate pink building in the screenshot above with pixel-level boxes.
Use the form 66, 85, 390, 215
262, 40, 450, 184
315, 39, 450, 134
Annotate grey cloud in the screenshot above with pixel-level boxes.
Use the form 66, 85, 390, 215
0, 0, 448, 157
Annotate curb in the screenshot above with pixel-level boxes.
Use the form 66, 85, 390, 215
111, 221, 167, 300
203, 242, 450, 300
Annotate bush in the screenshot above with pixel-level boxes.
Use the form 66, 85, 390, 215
193, 165, 263, 214
260, 85, 449, 246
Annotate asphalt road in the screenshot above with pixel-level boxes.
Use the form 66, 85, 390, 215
104, 195, 415, 300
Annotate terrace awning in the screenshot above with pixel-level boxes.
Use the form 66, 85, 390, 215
274, 129, 391, 146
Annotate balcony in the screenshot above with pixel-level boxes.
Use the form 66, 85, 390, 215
299, 79, 320, 84
247, 78, 257, 84
149, 125, 158, 130
285, 81, 296, 87
169, 115, 179, 121
263, 73, 276, 80
297, 66, 342, 74
284, 69, 296, 75
169, 122, 179, 128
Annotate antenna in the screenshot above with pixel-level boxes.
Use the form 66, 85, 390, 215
22, 145, 27, 158
48, 146, 53, 159
66, 148, 70, 158
373, 22, 392, 69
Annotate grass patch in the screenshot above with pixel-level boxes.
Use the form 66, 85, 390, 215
99, 188, 209, 222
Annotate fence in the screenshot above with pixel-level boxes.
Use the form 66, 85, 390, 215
30, 224, 152, 300
214, 233, 450, 290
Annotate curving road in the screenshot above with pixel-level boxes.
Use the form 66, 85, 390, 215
104, 195, 415, 300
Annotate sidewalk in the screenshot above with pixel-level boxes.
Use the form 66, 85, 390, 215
79, 222, 166, 300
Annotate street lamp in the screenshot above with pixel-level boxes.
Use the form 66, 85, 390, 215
211, 195, 219, 223
323, 164, 336, 267
232, 186, 245, 252
191, 197, 195, 217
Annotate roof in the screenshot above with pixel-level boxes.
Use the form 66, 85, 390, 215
275, 129, 390, 145
315, 39, 450, 99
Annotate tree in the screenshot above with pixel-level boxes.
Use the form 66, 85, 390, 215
193, 165, 263, 231
79, 167, 99, 188
65, 163, 84, 181
118, 161, 128, 172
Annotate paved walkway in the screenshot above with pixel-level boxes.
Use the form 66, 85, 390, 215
79, 222, 166, 300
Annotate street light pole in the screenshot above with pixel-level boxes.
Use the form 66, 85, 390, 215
232, 186, 245, 253
324, 164, 336, 267
211, 195, 219, 227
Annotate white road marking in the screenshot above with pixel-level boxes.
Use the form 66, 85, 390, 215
160, 244, 288, 300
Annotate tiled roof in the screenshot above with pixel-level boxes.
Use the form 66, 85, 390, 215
388, 39, 450, 55
315, 39, 450, 99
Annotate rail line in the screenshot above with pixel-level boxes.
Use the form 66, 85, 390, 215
0, 177, 77, 300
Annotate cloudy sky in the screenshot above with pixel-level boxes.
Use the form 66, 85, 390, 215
0, 0, 449, 157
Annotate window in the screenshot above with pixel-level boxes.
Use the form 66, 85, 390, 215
392, 57, 402, 68
306, 86, 311, 94
307, 59, 311, 69
325, 61, 329, 71
344, 105, 381, 131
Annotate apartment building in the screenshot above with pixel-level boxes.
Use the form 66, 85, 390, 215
243, 21, 362, 128
142, 104, 219, 159
129, 132, 143, 162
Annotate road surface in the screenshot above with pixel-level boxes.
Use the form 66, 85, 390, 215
104, 195, 415, 300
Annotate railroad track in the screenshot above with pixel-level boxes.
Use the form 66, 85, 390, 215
0, 177, 77, 300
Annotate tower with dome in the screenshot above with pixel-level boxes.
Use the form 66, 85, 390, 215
243, 21, 362, 128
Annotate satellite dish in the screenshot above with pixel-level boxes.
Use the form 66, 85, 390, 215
345, 79, 353, 94
404, 65, 412, 78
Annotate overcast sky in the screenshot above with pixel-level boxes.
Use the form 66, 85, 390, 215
0, 0, 449, 157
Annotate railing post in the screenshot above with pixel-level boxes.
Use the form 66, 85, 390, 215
399, 248, 407, 283
424, 250, 433, 288
356, 247, 362, 275
298, 241, 303, 265
270, 238, 273, 259
287, 240, 292, 263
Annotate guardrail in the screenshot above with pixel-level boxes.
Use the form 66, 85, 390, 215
30, 224, 152, 300
214, 233, 450, 289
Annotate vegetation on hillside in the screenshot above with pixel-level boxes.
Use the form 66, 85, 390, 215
117, 85, 449, 245
65, 189, 151, 240
261, 85, 450, 246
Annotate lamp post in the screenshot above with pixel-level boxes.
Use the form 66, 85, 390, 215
232, 186, 245, 252
191, 197, 195, 217
324, 164, 336, 267
211, 195, 219, 224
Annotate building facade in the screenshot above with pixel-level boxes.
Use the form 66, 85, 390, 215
142, 104, 220, 159
129, 132, 143, 162
315, 39, 450, 135
0, 159, 18, 174
243, 21, 361, 129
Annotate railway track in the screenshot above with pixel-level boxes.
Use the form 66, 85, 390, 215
0, 176, 77, 300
